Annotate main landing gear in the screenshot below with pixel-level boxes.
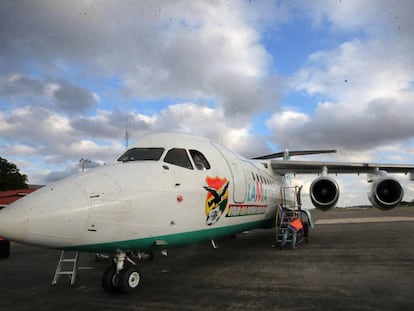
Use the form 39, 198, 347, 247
102, 252, 149, 294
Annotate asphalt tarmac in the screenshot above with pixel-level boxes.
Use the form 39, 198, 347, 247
0, 208, 413, 311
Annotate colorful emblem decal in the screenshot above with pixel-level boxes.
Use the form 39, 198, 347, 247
203, 176, 230, 226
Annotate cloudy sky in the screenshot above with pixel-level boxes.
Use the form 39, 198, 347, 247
1, 0, 414, 206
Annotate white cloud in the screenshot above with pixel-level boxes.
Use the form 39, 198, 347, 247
0, 1, 283, 119
267, 110, 309, 132
0, 74, 99, 113
269, 1, 414, 154
151, 102, 270, 157
0, 1, 286, 184
267, 90, 414, 152
0, 144, 38, 157
292, 39, 413, 103
303, 0, 414, 38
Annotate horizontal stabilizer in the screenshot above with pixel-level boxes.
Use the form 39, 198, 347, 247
252, 149, 337, 160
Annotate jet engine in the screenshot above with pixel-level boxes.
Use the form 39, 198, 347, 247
368, 177, 403, 210
310, 177, 340, 211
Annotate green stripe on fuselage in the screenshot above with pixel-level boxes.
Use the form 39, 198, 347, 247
65, 218, 275, 253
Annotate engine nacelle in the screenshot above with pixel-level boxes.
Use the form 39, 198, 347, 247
368, 177, 403, 210
310, 177, 340, 211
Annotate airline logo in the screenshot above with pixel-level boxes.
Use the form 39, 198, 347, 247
203, 176, 229, 226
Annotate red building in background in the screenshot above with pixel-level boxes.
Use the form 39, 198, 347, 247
0, 188, 37, 207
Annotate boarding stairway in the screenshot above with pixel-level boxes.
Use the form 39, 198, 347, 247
275, 186, 310, 249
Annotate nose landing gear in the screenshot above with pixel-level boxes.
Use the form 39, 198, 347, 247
101, 252, 141, 294
118, 265, 141, 293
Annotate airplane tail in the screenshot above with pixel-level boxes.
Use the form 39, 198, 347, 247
252, 150, 337, 160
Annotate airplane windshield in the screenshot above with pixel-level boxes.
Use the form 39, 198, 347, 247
117, 148, 165, 162
164, 148, 193, 170
190, 149, 210, 170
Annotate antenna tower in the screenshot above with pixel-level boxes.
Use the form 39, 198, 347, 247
124, 117, 130, 150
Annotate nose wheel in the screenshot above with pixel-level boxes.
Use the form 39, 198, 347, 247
102, 252, 141, 294
102, 266, 119, 294
118, 266, 141, 293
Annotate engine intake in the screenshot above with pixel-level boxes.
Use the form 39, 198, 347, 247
310, 177, 339, 211
368, 177, 403, 210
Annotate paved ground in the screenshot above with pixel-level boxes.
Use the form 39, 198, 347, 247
1, 208, 413, 311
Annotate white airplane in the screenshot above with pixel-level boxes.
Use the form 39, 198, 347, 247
0, 132, 414, 294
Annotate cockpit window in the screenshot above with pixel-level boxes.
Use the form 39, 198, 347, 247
164, 148, 193, 170
117, 148, 165, 162
190, 149, 210, 170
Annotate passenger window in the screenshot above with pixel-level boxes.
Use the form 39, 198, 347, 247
117, 148, 164, 162
164, 148, 193, 170
189, 150, 211, 170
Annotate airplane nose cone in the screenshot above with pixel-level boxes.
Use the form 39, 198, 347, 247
0, 204, 29, 243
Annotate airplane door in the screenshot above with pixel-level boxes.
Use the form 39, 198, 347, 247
212, 143, 246, 203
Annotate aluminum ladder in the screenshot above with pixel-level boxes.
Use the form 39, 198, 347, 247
275, 186, 304, 248
276, 207, 298, 246
52, 251, 79, 285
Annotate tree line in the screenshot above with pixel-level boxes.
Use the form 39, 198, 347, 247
0, 157, 28, 191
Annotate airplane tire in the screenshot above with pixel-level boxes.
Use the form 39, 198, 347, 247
118, 266, 141, 294
102, 266, 119, 294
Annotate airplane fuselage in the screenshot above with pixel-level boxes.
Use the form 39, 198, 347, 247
0, 133, 293, 253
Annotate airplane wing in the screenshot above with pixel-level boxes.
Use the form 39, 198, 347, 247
269, 159, 414, 210
271, 160, 414, 176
